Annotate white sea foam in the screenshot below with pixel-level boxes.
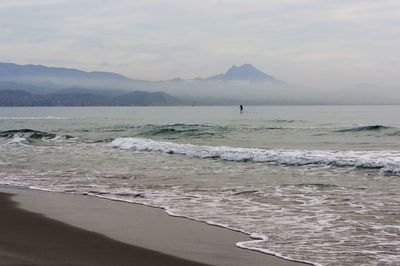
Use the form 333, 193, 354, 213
7, 136, 28, 144
1, 168, 399, 266
111, 137, 400, 175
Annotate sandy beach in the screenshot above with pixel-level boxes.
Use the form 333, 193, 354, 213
0, 186, 308, 266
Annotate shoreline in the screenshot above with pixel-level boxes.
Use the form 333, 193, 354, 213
0, 186, 309, 266
0, 190, 209, 266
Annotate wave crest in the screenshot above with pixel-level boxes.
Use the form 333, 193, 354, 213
111, 137, 400, 175
335, 125, 393, 132
126, 124, 230, 139
0, 129, 73, 144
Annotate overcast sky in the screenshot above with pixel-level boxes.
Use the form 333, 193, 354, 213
0, 0, 399, 89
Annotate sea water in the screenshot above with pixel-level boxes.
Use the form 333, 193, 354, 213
0, 106, 399, 266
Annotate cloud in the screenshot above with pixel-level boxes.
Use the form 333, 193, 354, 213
0, 0, 67, 8
0, 0, 399, 88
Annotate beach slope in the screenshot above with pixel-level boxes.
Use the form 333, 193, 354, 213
0, 187, 308, 266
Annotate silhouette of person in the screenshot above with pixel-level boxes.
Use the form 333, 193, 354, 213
240, 104, 243, 114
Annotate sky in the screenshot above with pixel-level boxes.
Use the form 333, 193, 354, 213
0, 0, 399, 89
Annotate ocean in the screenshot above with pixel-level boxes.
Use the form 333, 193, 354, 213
0, 106, 399, 266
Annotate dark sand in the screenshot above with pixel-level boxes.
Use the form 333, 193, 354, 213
0, 187, 309, 266
0, 191, 210, 266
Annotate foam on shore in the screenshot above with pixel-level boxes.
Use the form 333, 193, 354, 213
0, 186, 307, 266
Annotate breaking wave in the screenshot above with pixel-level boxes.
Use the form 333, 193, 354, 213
136, 124, 227, 138
93, 124, 231, 138
335, 125, 393, 132
271, 119, 299, 123
0, 129, 73, 144
111, 137, 400, 175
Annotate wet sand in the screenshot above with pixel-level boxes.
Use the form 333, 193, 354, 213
0, 191, 211, 266
0, 186, 309, 266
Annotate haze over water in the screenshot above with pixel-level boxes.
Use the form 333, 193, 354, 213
1, 106, 399, 266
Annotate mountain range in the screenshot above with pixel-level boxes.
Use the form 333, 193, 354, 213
0, 62, 129, 82
0, 62, 279, 84
0, 62, 288, 106
1, 62, 398, 105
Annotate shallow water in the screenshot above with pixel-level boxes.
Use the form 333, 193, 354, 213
0, 106, 399, 265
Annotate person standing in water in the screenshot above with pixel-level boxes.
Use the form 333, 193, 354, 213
240, 104, 243, 114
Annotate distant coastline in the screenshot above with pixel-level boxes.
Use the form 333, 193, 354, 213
0, 89, 186, 107
1, 62, 400, 105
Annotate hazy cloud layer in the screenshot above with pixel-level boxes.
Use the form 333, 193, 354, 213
1, 0, 399, 89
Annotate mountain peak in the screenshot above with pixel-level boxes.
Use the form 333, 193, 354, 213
208, 64, 278, 82
226, 63, 261, 74
229, 63, 254, 69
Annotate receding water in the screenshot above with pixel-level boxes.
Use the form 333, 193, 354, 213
0, 106, 399, 266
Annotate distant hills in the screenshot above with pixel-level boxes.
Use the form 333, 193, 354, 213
0, 62, 276, 83
0, 89, 185, 106
0, 62, 129, 82
0, 62, 190, 106
0, 62, 137, 94
1, 61, 396, 105
0, 62, 290, 106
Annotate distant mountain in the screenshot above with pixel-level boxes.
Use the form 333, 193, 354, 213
0, 90, 43, 106
0, 89, 186, 106
0, 62, 130, 81
42, 91, 114, 106
0, 80, 61, 94
0, 61, 304, 105
53, 87, 129, 97
0, 62, 283, 83
2, 61, 399, 105
207, 64, 281, 82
